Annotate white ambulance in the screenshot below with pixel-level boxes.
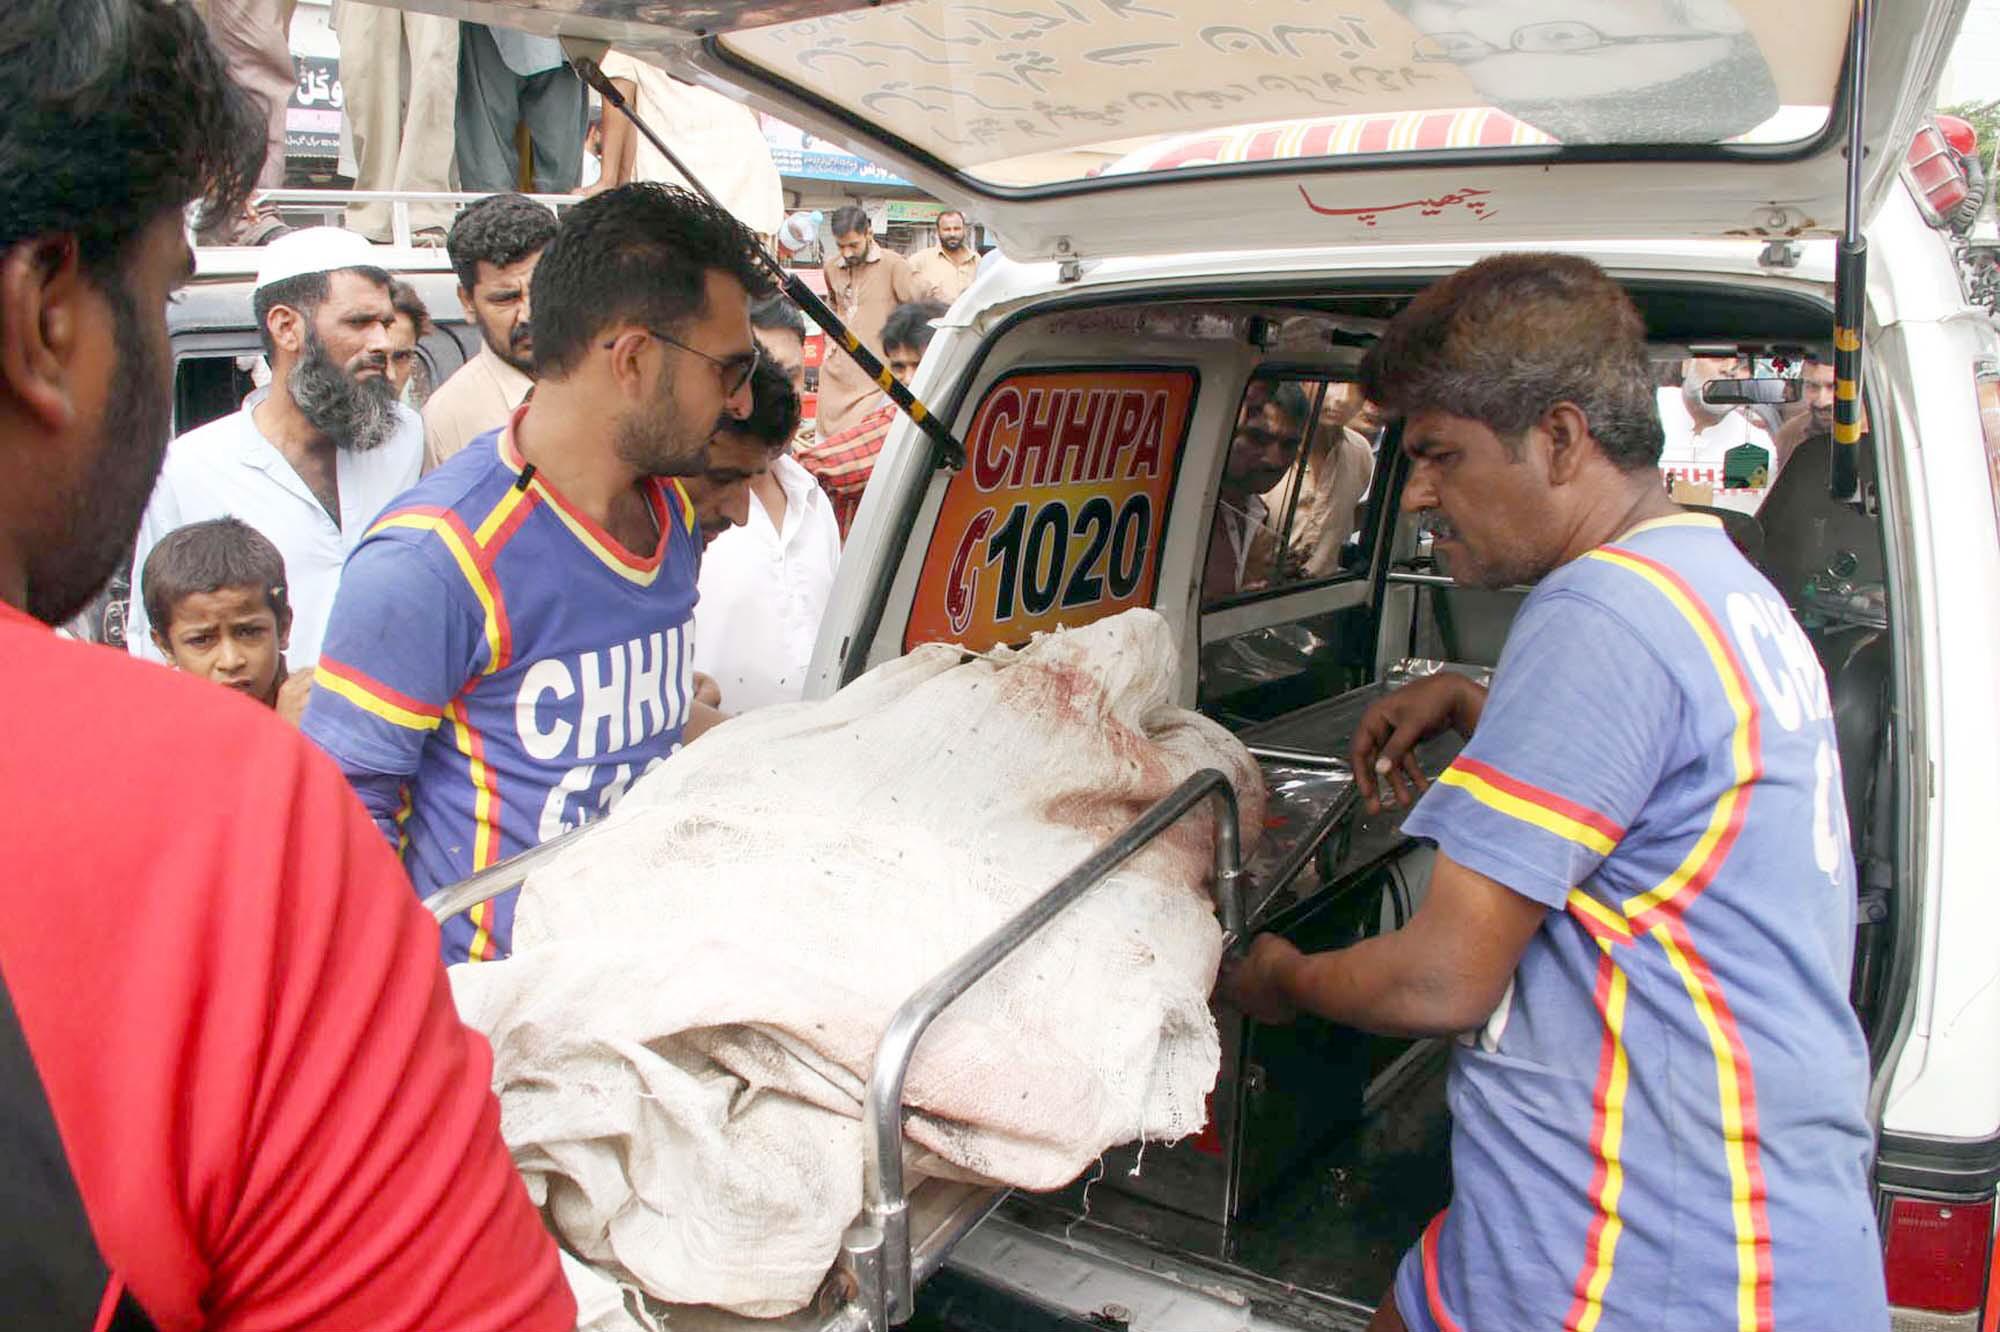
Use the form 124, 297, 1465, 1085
397, 1, 2000, 1327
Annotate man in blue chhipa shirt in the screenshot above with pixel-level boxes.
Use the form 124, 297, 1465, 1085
1223, 255, 1887, 1332
304, 185, 773, 963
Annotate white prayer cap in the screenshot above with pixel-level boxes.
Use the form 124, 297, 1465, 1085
253, 227, 381, 293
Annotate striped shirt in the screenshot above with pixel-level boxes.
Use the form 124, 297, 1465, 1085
797, 398, 894, 539
302, 406, 701, 964
1394, 514, 1885, 1332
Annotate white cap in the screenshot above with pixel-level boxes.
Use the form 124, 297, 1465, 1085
252, 226, 381, 293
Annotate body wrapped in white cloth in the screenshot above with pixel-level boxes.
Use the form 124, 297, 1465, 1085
449, 608, 1264, 1317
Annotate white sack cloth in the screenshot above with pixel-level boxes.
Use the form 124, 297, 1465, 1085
449, 608, 1265, 1317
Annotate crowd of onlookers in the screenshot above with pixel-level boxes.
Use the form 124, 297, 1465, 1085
127, 188, 962, 739
117, 175, 968, 965
159, 3, 992, 729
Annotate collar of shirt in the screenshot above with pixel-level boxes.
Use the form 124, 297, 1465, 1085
233, 397, 424, 533
758, 453, 834, 549
477, 341, 536, 405
498, 401, 681, 569
129, 400, 424, 668
1218, 493, 1270, 587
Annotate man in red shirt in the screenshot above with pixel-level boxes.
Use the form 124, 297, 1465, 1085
0, 4, 574, 1328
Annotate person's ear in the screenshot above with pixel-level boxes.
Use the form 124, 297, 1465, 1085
1541, 401, 1594, 485
457, 285, 477, 320
151, 627, 176, 661
275, 603, 292, 652
265, 303, 308, 359
0, 234, 90, 433
603, 327, 652, 398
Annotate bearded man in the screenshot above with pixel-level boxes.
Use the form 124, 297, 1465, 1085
303, 184, 769, 964
127, 227, 424, 669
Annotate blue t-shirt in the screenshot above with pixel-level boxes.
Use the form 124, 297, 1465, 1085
1393, 514, 1885, 1332
303, 415, 700, 963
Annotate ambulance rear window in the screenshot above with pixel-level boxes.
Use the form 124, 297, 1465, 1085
1198, 372, 1388, 725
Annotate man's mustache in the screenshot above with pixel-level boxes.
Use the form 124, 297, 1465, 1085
510, 322, 533, 349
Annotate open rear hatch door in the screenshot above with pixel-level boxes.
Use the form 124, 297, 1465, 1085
388, 0, 1964, 260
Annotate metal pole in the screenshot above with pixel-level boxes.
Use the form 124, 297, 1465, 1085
1833, 0, 1871, 499
852, 768, 1248, 1325
573, 57, 969, 471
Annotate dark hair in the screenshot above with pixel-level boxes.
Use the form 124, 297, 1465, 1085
0, 0, 261, 279
936, 209, 967, 227
388, 278, 432, 338
829, 205, 871, 240
446, 192, 559, 291
881, 300, 947, 354
750, 292, 806, 342
1266, 380, 1312, 430
1360, 253, 1664, 471
721, 358, 802, 452
251, 264, 392, 357
142, 517, 290, 634
530, 183, 773, 378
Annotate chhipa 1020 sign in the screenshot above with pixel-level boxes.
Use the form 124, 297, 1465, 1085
905, 368, 1194, 652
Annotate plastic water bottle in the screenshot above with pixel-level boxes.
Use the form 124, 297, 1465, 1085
774, 210, 823, 256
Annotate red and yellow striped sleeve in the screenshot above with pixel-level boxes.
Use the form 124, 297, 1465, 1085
1437, 756, 1626, 858
315, 658, 445, 733
1401, 594, 1677, 910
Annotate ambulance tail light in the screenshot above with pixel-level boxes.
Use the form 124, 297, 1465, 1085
1880, 1193, 1993, 1325
1906, 123, 1972, 228
1937, 114, 1979, 160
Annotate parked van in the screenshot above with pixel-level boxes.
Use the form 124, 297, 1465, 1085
390, 2, 1999, 1327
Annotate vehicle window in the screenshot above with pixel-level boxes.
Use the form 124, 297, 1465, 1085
901, 366, 1197, 652
723, 0, 1846, 189
1655, 354, 1802, 516
174, 352, 258, 436
1198, 373, 1387, 726
1203, 375, 1382, 609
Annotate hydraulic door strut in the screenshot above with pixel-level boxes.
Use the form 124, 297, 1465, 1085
568, 45, 969, 471
1833, 0, 1871, 499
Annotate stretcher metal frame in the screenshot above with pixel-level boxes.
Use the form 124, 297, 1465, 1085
423, 767, 1248, 1331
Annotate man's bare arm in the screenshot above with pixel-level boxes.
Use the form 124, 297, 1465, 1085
1221, 852, 1545, 1037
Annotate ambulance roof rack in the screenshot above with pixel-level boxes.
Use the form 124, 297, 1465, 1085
191, 188, 584, 273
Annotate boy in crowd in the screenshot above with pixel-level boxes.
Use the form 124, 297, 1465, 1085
142, 517, 296, 712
